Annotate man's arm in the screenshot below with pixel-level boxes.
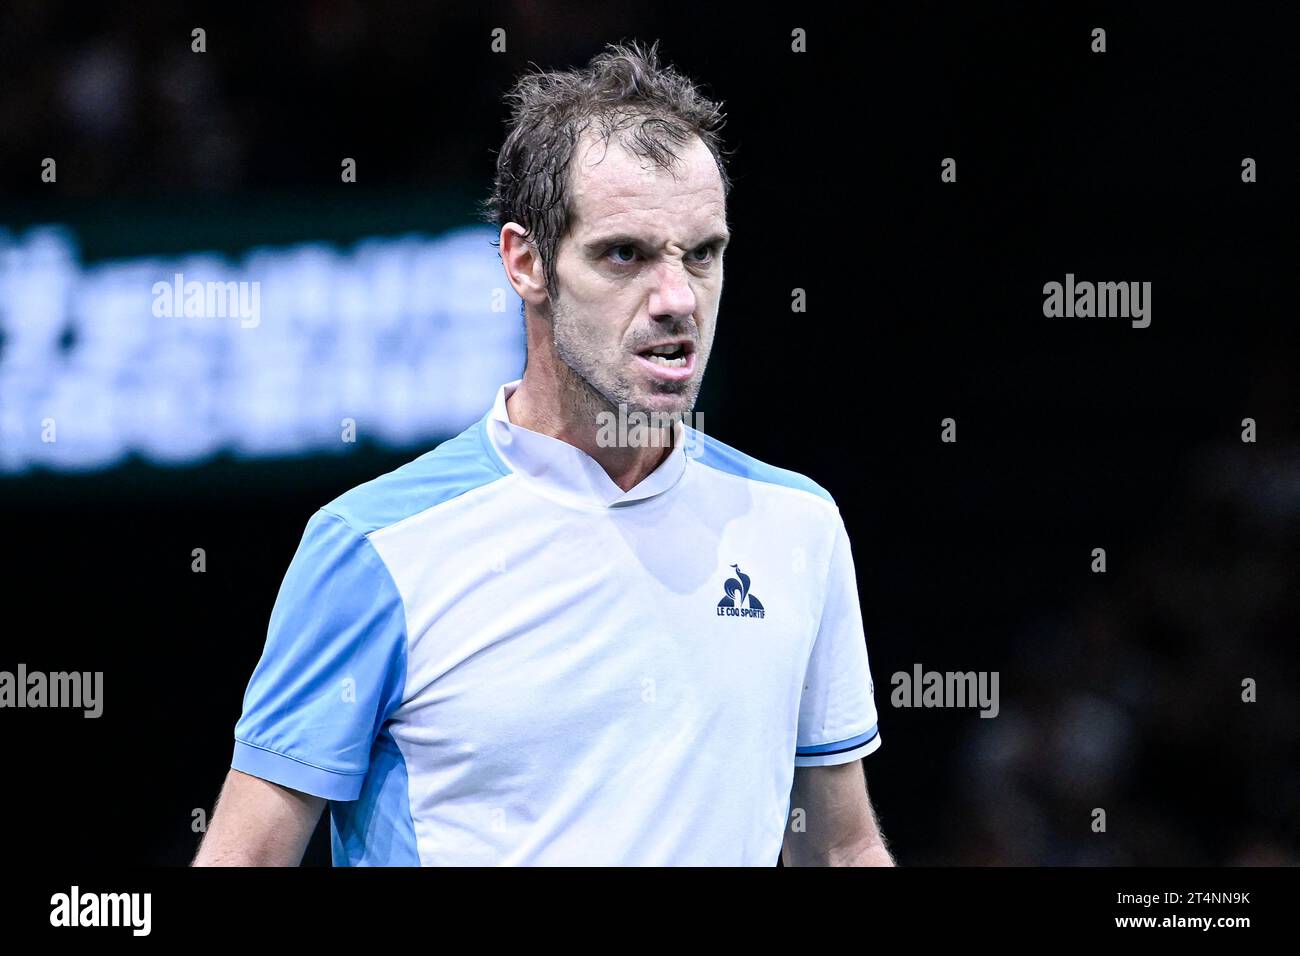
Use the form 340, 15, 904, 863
782, 760, 894, 866
192, 769, 326, 866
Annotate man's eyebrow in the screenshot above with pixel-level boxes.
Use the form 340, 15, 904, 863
582, 230, 732, 254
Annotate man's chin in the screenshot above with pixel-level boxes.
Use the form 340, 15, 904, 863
578, 368, 699, 423
623, 391, 695, 423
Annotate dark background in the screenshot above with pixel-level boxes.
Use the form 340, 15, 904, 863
2, 2, 1296, 865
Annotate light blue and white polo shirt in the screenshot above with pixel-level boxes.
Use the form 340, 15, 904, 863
231, 380, 882, 865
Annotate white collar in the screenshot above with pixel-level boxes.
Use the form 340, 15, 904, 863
484, 380, 688, 509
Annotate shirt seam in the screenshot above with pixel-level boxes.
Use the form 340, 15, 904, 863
796, 722, 880, 753
476, 411, 513, 477
234, 737, 368, 777
319, 509, 411, 725
689, 460, 841, 514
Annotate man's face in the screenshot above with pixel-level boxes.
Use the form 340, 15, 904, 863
547, 130, 728, 421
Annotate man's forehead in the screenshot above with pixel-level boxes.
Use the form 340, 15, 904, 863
569, 130, 726, 232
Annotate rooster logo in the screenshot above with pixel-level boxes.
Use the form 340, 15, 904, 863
717, 564, 764, 611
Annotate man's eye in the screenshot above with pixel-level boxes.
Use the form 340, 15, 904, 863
606, 244, 716, 265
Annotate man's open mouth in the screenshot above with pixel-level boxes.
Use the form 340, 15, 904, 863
633, 340, 697, 382
631, 340, 696, 382
638, 342, 692, 367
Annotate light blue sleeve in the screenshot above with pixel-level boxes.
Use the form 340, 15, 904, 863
231, 508, 408, 801
794, 512, 882, 767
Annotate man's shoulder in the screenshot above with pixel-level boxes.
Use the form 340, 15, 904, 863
686, 427, 837, 508
320, 414, 511, 537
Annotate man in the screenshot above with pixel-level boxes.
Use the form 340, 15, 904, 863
194, 40, 891, 866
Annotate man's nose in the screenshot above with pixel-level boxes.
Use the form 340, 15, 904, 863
647, 260, 697, 322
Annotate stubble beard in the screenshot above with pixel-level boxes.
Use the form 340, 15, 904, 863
548, 291, 703, 431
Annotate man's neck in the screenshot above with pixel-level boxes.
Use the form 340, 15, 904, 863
506, 370, 674, 494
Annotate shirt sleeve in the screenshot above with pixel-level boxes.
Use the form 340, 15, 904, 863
794, 510, 882, 767
231, 508, 408, 801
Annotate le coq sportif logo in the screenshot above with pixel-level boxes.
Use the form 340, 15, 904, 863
717, 565, 765, 619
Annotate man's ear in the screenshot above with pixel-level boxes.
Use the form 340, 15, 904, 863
500, 223, 549, 308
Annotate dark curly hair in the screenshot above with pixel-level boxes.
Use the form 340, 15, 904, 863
482, 39, 733, 302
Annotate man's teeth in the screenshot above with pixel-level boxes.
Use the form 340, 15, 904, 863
645, 354, 687, 367
641, 344, 688, 368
